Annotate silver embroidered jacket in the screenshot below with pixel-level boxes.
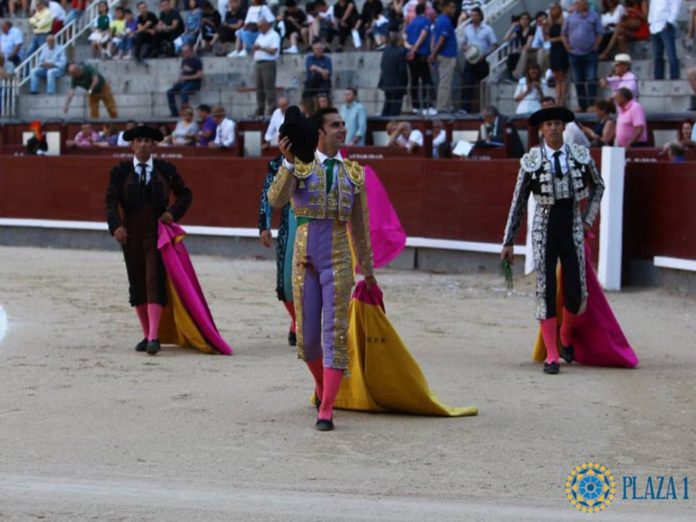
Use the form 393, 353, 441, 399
503, 144, 605, 246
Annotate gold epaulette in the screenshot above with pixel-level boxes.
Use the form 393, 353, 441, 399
343, 159, 365, 186
293, 159, 316, 179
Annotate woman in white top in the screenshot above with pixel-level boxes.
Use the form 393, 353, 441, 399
171, 107, 199, 146
514, 62, 545, 114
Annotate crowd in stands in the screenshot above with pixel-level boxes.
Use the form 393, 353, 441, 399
2, 0, 696, 155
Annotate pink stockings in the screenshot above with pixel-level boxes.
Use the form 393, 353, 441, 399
305, 359, 344, 421
540, 317, 559, 364
134, 303, 163, 341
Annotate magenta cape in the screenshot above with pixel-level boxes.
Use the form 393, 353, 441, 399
534, 242, 638, 368
354, 165, 407, 272
158, 222, 233, 355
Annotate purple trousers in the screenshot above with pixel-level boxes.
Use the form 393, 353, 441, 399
292, 219, 354, 370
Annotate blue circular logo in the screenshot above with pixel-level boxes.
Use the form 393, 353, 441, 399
566, 463, 617, 513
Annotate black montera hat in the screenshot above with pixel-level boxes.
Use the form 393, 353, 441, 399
529, 107, 575, 127
279, 105, 318, 163
122, 124, 164, 142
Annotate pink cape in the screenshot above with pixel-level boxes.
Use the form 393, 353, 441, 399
158, 222, 233, 355
534, 241, 638, 368
355, 166, 407, 272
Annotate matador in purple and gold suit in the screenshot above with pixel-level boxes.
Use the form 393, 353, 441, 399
268, 107, 375, 432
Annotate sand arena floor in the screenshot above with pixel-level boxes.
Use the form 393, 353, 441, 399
0, 246, 694, 521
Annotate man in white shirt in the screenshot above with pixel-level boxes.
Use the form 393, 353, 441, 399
0, 21, 24, 71
253, 18, 281, 116
648, 0, 681, 80
209, 105, 236, 148
29, 34, 67, 94
386, 120, 424, 152
48, 0, 67, 31
460, 7, 498, 113
263, 96, 288, 147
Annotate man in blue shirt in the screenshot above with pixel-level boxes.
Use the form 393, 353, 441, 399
339, 88, 367, 145
460, 7, 498, 113
405, 3, 433, 114
303, 41, 332, 99
562, 0, 603, 112
430, 0, 458, 114
29, 35, 67, 95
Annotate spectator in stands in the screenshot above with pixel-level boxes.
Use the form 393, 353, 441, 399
159, 124, 173, 146
514, 62, 546, 114
548, 3, 569, 107
153, 0, 184, 57
599, 53, 639, 99
598, 0, 625, 56
171, 107, 199, 145
563, 0, 603, 112
48, 0, 66, 33
476, 104, 525, 157
28, 0, 54, 56
115, 8, 137, 59
0, 21, 23, 70
404, 0, 436, 25
311, 0, 334, 44
339, 87, 367, 145
460, 0, 482, 19
356, 0, 383, 49
648, 0, 681, 80
88, 1, 112, 60
181, 0, 203, 49
4, 0, 28, 18
253, 17, 280, 116
581, 98, 616, 146
614, 87, 648, 147
281, 0, 308, 54
96, 123, 119, 147
29, 34, 66, 95
25, 121, 48, 155
196, 103, 217, 146
405, 2, 434, 115
214, 0, 245, 54
666, 143, 686, 161
385, 0, 404, 34
513, 11, 548, 80
432, 119, 447, 157
386, 120, 423, 152
229, 0, 274, 57
660, 120, 696, 157
379, 33, 407, 116
67, 122, 99, 148
540, 96, 589, 146
329, 0, 359, 51
430, 0, 457, 115
263, 95, 288, 147
133, 1, 159, 63
460, 7, 497, 114
365, 7, 389, 50
303, 40, 331, 99
117, 120, 136, 146
316, 92, 332, 110
209, 105, 237, 148
109, 7, 127, 59
63, 63, 118, 118
199, 0, 222, 52
503, 12, 534, 80
65, 0, 87, 25
600, 0, 649, 60
166, 44, 203, 117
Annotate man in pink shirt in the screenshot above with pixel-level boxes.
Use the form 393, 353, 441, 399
614, 87, 648, 147
68, 122, 99, 147
600, 53, 639, 99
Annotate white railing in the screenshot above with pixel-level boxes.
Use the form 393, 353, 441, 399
0, 77, 19, 117
482, 0, 525, 26
486, 39, 522, 71
0, 0, 120, 117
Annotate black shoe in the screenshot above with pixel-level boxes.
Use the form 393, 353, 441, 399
135, 338, 148, 352
288, 331, 297, 346
315, 418, 334, 431
146, 339, 160, 355
560, 344, 574, 364
543, 361, 560, 374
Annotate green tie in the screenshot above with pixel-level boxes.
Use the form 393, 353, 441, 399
324, 158, 335, 194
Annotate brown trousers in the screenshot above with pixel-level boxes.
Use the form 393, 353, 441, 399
89, 82, 118, 119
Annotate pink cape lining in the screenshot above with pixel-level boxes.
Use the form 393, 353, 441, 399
158, 222, 233, 355
355, 165, 407, 272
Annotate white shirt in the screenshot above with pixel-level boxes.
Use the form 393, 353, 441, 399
433, 129, 446, 148
563, 122, 590, 147
244, 4, 275, 24
461, 22, 498, 55
214, 117, 236, 147
648, 0, 681, 35
217, 0, 228, 18
254, 29, 281, 61
0, 26, 23, 57
315, 149, 343, 191
514, 77, 546, 115
396, 129, 424, 148
37, 43, 66, 70
132, 156, 154, 184
49, 1, 66, 22
264, 107, 285, 144
601, 4, 625, 27
543, 142, 569, 174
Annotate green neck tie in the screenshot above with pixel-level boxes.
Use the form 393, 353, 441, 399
324, 158, 336, 194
